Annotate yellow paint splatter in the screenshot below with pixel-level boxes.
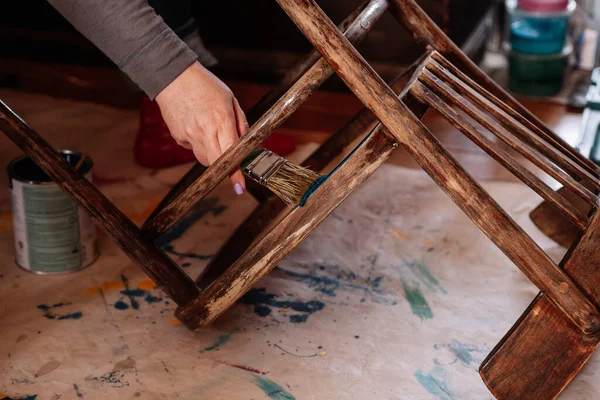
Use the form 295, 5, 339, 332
388, 229, 410, 239
137, 279, 157, 291
169, 319, 182, 325
121, 196, 163, 222
82, 281, 125, 295
388, 229, 434, 247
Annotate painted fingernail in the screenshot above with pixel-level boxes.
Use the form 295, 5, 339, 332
234, 183, 244, 195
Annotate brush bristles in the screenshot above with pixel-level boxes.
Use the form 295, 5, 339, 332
265, 162, 321, 207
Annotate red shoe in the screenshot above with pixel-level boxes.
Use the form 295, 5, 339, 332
134, 96, 196, 169
134, 96, 297, 168
262, 132, 296, 156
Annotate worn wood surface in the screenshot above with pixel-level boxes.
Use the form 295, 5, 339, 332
276, 0, 600, 335
244, 0, 388, 125
481, 210, 600, 399
176, 126, 399, 328
409, 81, 589, 230
195, 56, 425, 290
420, 69, 598, 208
0, 100, 200, 307
429, 56, 600, 190
413, 58, 594, 228
142, 0, 388, 240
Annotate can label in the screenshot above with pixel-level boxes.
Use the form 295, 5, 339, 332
10, 176, 97, 273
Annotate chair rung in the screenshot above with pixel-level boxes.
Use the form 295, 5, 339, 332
409, 81, 589, 230
419, 67, 599, 208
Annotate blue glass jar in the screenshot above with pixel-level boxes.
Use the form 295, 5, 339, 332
507, 0, 575, 55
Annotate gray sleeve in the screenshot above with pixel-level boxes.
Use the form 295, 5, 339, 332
47, 0, 198, 99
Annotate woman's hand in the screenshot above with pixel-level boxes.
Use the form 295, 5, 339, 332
155, 61, 249, 195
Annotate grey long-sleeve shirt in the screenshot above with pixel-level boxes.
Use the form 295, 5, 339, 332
48, 0, 216, 99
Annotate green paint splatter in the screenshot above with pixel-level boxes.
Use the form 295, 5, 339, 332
414, 368, 454, 399
402, 280, 433, 320
200, 333, 232, 352
404, 259, 446, 294
253, 375, 295, 400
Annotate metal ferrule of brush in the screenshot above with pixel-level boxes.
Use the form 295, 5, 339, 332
244, 150, 287, 186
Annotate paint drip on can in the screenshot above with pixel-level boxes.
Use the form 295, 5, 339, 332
8, 151, 98, 274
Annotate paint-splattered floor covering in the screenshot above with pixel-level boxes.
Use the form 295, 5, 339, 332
0, 90, 598, 399
4, 159, 599, 399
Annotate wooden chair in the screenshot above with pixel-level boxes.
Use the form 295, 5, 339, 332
2, 0, 599, 398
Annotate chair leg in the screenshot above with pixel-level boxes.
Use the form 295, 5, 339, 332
0, 101, 200, 307
141, 0, 388, 239
480, 211, 600, 399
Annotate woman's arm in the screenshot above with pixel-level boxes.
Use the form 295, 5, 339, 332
47, 0, 248, 193
47, 0, 197, 99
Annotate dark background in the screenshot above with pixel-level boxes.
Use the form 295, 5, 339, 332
0, 0, 495, 67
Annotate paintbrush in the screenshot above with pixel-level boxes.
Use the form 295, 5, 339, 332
242, 149, 322, 207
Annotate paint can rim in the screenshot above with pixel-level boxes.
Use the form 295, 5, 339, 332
7, 150, 94, 185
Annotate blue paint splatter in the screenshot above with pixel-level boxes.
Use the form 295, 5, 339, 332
37, 303, 82, 320
239, 288, 324, 323
289, 314, 308, 323
370, 276, 383, 288
200, 333, 232, 352
113, 274, 166, 310
162, 245, 213, 261
90, 371, 129, 388
119, 274, 140, 310
253, 375, 295, 400
276, 264, 395, 306
121, 289, 145, 297
435, 340, 481, 366
144, 293, 162, 303
57, 312, 82, 320
73, 383, 83, 398
155, 197, 227, 246
13, 395, 38, 400
254, 305, 271, 317
448, 340, 477, 365
114, 301, 129, 310
414, 367, 454, 400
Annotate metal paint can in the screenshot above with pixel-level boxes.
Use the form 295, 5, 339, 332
8, 151, 98, 274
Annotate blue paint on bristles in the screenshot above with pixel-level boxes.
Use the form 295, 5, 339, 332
298, 127, 377, 207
